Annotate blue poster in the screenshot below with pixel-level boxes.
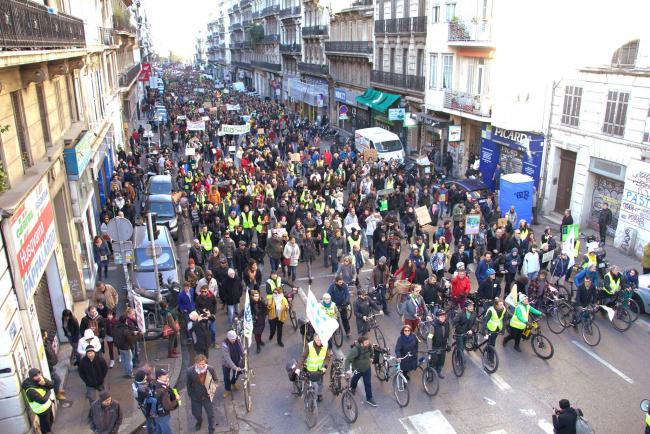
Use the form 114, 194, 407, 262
479, 125, 544, 191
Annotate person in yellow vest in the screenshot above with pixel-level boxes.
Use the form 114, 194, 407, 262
22, 368, 56, 434
199, 225, 213, 257
503, 293, 541, 352
265, 269, 283, 301
295, 334, 331, 402
347, 228, 362, 254
602, 265, 626, 305
241, 204, 255, 241
482, 297, 506, 347
227, 210, 241, 232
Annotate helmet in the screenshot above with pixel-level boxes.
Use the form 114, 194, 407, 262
464, 299, 474, 307
486, 268, 496, 276
436, 309, 446, 317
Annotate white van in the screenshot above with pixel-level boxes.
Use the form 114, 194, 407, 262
354, 127, 405, 162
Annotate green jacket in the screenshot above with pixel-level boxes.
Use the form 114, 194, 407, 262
345, 343, 373, 373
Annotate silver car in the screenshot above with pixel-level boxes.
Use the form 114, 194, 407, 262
634, 274, 650, 314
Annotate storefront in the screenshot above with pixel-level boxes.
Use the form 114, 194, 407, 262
95, 127, 116, 207
237, 67, 253, 90
333, 87, 370, 133
587, 157, 625, 237
288, 78, 328, 122
416, 112, 451, 165
479, 124, 545, 191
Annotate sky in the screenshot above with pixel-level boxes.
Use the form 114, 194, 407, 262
142, 0, 219, 60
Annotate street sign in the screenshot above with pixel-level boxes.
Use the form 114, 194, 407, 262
106, 217, 133, 242
388, 108, 405, 121
449, 125, 461, 141
339, 104, 349, 120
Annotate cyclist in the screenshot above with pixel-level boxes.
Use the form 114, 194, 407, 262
450, 267, 471, 309
477, 268, 500, 314
371, 256, 391, 315
452, 299, 477, 357
353, 289, 382, 335
344, 336, 377, 407
570, 275, 597, 327
430, 310, 450, 378
602, 265, 626, 306
503, 293, 542, 352
402, 284, 431, 332
295, 334, 331, 402
574, 264, 599, 290
422, 275, 446, 309
482, 297, 506, 347
394, 324, 418, 381
327, 276, 351, 338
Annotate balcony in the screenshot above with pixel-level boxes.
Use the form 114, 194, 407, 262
280, 43, 301, 54
0, 0, 86, 50
447, 20, 493, 47
262, 5, 280, 16
280, 6, 301, 19
324, 41, 372, 55
233, 3, 240, 11
99, 27, 115, 45
119, 63, 141, 88
298, 61, 329, 76
302, 25, 328, 37
242, 19, 251, 27
375, 16, 427, 35
252, 11, 261, 19
371, 70, 424, 92
351, 0, 373, 6
251, 60, 281, 72
240, 0, 251, 7
443, 89, 491, 118
232, 60, 252, 69
230, 22, 242, 31
259, 34, 279, 43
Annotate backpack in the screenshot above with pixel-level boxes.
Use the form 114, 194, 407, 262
134, 382, 158, 419
113, 323, 128, 350
575, 415, 595, 434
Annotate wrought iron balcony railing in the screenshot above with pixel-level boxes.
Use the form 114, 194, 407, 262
119, 63, 141, 87
371, 69, 424, 92
324, 40, 372, 54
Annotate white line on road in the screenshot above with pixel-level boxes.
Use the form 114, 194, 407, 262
571, 340, 634, 384
537, 419, 554, 434
399, 410, 457, 434
485, 430, 508, 434
467, 352, 512, 391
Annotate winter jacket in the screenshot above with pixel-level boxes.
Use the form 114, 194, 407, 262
283, 242, 300, 266
80, 313, 107, 339
401, 294, 428, 321
87, 399, 122, 434
91, 285, 119, 311
21, 377, 54, 406
77, 330, 103, 358
327, 282, 350, 307
450, 274, 471, 299
152, 383, 179, 416
371, 265, 391, 288
178, 289, 196, 314
430, 320, 450, 349
344, 343, 373, 373
522, 252, 541, 275
186, 366, 219, 401
475, 259, 492, 283
267, 295, 289, 322
478, 277, 500, 301
335, 262, 357, 284
394, 332, 418, 372
218, 238, 236, 258
78, 355, 108, 388
220, 275, 243, 305
552, 407, 582, 434
251, 299, 267, 334
265, 237, 284, 260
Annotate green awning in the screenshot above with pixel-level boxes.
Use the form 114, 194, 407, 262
372, 92, 401, 113
355, 88, 379, 107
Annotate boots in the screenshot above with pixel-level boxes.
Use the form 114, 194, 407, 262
56, 390, 66, 401
256, 343, 261, 354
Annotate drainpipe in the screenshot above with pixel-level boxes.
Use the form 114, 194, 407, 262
539, 80, 560, 218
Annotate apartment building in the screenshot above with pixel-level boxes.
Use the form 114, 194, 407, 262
541, 39, 650, 256
251, 0, 282, 98
229, 0, 255, 88
279, 0, 301, 101
325, 0, 374, 134
0, 1, 145, 432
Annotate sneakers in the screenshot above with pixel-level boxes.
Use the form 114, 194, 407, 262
366, 398, 378, 407
278, 342, 285, 347
195, 421, 202, 431
437, 371, 445, 379
223, 391, 231, 398
109, 360, 115, 368
513, 346, 522, 353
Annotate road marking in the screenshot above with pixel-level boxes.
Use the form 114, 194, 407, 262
537, 419, 554, 434
519, 409, 536, 417
467, 352, 512, 391
399, 410, 457, 434
483, 397, 497, 405
571, 340, 634, 384
485, 430, 508, 434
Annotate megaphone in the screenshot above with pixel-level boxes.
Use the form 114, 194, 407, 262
641, 399, 649, 412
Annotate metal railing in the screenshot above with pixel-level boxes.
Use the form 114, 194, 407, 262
375, 16, 427, 35
251, 60, 281, 71
119, 63, 141, 87
448, 20, 491, 43
242, 19, 252, 27
259, 34, 279, 43
351, 0, 373, 6
280, 43, 301, 53
371, 69, 424, 91
240, 0, 251, 7
232, 60, 252, 68
262, 5, 280, 16
298, 61, 329, 75
99, 27, 115, 45
443, 89, 490, 117
230, 22, 242, 31
280, 6, 301, 18
0, 0, 86, 49
302, 25, 328, 36
324, 41, 372, 54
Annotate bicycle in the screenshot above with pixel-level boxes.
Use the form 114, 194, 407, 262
297, 370, 323, 428
389, 352, 412, 407
464, 331, 500, 374
420, 349, 444, 396
560, 304, 601, 347
372, 345, 391, 382
329, 359, 358, 424
364, 312, 386, 349
535, 284, 571, 335
521, 318, 554, 359
611, 289, 639, 331
283, 284, 300, 330
240, 366, 254, 412
332, 304, 351, 348
451, 333, 467, 377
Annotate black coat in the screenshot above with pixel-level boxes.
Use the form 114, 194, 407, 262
430, 320, 450, 349
220, 276, 243, 305
186, 366, 219, 401
394, 333, 418, 372
552, 407, 581, 434
192, 320, 211, 357
78, 355, 108, 388
251, 299, 267, 334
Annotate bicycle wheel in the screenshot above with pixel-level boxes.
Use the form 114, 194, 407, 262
481, 345, 499, 374
392, 373, 410, 407
289, 307, 299, 330
422, 366, 440, 397
341, 390, 358, 424
531, 333, 554, 360
581, 320, 601, 347
333, 324, 343, 348
304, 389, 318, 428
611, 307, 632, 332
374, 327, 387, 349
452, 348, 465, 377
555, 284, 571, 300
628, 298, 640, 323
396, 294, 404, 316
329, 362, 341, 394
346, 305, 352, 321
464, 335, 475, 352
546, 304, 566, 334
557, 301, 574, 328
374, 357, 388, 381
243, 377, 252, 412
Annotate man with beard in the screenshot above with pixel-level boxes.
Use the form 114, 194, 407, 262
186, 354, 219, 433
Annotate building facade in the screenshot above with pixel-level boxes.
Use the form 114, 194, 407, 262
279, 0, 302, 102
252, 0, 282, 99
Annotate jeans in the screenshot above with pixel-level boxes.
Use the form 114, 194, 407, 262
269, 257, 280, 272
85, 385, 103, 404
209, 320, 217, 344
269, 318, 284, 343
191, 398, 216, 432
287, 265, 297, 281
331, 258, 339, 274
120, 349, 133, 376
51, 371, 61, 394
154, 414, 173, 434
223, 366, 241, 391
366, 235, 374, 256
376, 285, 388, 313
227, 304, 239, 325
351, 367, 373, 400
144, 417, 155, 434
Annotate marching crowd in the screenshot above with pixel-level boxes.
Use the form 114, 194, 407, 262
22, 64, 641, 434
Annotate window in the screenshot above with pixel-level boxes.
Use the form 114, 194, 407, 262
429, 54, 438, 89
416, 49, 424, 77
35, 84, 51, 148
402, 48, 408, 75
602, 90, 629, 137
643, 103, 650, 143
611, 40, 639, 68
445, 2, 456, 21
54, 81, 65, 130
377, 47, 384, 71
482, 0, 488, 19
442, 54, 453, 89
404, 0, 409, 18
561, 85, 582, 127
10, 91, 32, 172
432, 4, 440, 23
390, 48, 395, 74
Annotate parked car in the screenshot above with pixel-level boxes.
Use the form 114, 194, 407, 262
635, 274, 650, 314
144, 194, 178, 240
132, 225, 181, 293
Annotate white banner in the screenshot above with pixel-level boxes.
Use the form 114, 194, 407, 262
243, 290, 253, 347
305, 289, 340, 343
186, 120, 206, 131
219, 124, 250, 135
226, 104, 241, 111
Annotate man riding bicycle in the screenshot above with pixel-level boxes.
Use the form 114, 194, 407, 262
295, 334, 332, 402
353, 289, 383, 335
570, 275, 597, 326
327, 276, 351, 338
602, 265, 626, 306
452, 299, 477, 356
482, 298, 506, 347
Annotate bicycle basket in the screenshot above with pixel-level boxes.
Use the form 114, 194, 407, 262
395, 279, 411, 294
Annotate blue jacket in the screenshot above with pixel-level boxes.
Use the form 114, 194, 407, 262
327, 283, 350, 307
476, 259, 492, 283
573, 267, 599, 288
178, 289, 195, 314
550, 256, 570, 278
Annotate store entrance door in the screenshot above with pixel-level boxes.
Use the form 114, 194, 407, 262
554, 149, 576, 213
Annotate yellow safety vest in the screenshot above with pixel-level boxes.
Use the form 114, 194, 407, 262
265, 185, 274, 200
510, 303, 530, 330
322, 228, 329, 245
604, 272, 621, 295
200, 232, 213, 251
645, 412, 650, 427
23, 387, 54, 414
486, 306, 506, 332
305, 342, 328, 372
256, 215, 266, 233
386, 179, 394, 190
416, 243, 425, 257
266, 277, 282, 299
228, 216, 240, 231
314, 201, 325, 215
432, 243, 449, 254
241, 211, 254, 229
379, 199, 388, 212
520, 228, 529, 240
321, 302, 338, 319
348, 235, 361, 251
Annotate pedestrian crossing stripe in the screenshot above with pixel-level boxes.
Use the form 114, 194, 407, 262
399, 410, 457, 434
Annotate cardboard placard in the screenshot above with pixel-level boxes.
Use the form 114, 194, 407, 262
377, 188, 394, 197
542, 250, 555, 264
185, 147, 196, 156
421, 224, 437, 234
465, 214, 481, 235
497, 217, 508, 228
415, 206, 432, 226
362, 148, 378, 162
257, 128, 264, 135
210, 107, 218, 113
290, 153, 301, 162
203, 102, 212, 109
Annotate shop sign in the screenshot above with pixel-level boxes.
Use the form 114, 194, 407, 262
9, 178, 57, 302
448, 125, 461, 141
615, 161, 650, 248
335, 88, 347, 103
388, 108, 405, 121
63, 130, 95, 176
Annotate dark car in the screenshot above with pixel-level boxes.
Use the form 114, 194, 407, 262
446, 178, 490, 204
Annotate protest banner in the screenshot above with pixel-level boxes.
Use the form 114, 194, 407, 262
203, 101, 212, 109
362, 148, 378, 162
226, 104, 241, 111
542, 250, 555, 264
465, 214, 481, 235
219, 124, 251, 135
306, 288, 340, 342
201, 116, 210, 121
186, 120, 206, 131
415, 206, 432, 226
290, 152, 301, 162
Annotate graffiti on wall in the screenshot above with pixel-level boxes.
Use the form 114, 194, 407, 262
589, 176, 623, 236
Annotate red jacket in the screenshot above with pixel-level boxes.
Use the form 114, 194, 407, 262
450, 275, 471, 299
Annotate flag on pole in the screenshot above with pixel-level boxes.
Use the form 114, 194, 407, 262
243, 289, 253, 348
305, 288, 340, 343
